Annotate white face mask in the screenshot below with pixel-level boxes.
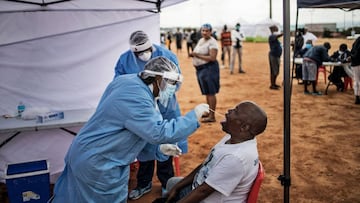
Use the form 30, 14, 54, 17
338, 51, 344, 55
138, 51, 152, 61
158, 83, 177, 108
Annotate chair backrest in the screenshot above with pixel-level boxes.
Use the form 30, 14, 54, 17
246, 161, 265, 203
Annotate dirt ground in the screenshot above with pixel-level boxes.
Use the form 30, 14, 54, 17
130, 37, 360, 203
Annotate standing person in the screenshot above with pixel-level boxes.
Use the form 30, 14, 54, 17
161, 101, 268, 203
190, 28, 200, 50
295, 40, 313, 84
302, 27, 317, 49
175, 28, 183, 54
230, 23, 246, 74
160, 32, 166, 48
167, 31, 172, 50
220, 24, 232, 68
302, 42, 332, 95
350, 37, 360, 104
185, 29, 194, 57
293, 28, 304, 57
268, 25, 283, 90
189, 23, 220, 123
114, 30, 187, 200
51, 56, 210, 203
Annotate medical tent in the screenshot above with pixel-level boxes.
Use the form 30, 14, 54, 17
0, 0, 186, 183
279, 1, 360, 202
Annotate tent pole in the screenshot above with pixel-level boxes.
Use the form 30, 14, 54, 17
290, 8, 300, 96
278, 0, 291, 202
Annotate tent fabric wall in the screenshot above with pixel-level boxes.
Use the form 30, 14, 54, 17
0, 12, 160, 115
0, 126, 81, 183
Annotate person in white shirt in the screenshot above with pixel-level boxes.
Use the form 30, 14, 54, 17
162, 101, 268, 203
230, 23, 246, 74
302, 27, 317, 49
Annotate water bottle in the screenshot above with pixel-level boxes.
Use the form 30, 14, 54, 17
17, 101, 25, 117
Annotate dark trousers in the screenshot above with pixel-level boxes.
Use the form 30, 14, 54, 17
137, 157, 174, 188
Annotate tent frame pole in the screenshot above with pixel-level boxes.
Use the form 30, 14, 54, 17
278, 0, 292, 203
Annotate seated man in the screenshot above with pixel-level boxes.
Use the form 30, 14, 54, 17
160, 101, 267, 203
328, 43, 351, 91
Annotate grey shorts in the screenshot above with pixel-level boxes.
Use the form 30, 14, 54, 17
302, 60, 317, 81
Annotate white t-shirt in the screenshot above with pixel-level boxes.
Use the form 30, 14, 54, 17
231, 29, 245, 47
192, 134, 259, 203
302, 32, 317, 48
192, 37, 218, 67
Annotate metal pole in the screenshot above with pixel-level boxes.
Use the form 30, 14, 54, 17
278, 0, 291, 202
270, 0, 273, 19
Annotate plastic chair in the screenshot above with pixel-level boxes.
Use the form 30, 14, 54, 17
173, 156, 181, 176
316, 65, 327, 84
344, 77, 353, 91
247, 161, 265, 203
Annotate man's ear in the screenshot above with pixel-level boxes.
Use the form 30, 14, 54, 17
240, 123, 250, 132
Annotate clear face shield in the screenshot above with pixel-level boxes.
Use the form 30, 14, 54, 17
143, 70, 183, 90
143, 70, 183, 108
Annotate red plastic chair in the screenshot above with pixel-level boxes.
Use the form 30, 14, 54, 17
344, 76, 353, 91
247, 161, 265, 203
173, 156, 181, 176
130, 157, 181, 176
316, 65, 327, 84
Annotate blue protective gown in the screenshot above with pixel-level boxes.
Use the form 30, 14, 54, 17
114, 44, 188, 160
52, 74, 199, 203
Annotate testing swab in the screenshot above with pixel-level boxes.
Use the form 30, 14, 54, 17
209, 108, 225, 118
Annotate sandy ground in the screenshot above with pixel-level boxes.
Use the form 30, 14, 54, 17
129, 37, 360, 203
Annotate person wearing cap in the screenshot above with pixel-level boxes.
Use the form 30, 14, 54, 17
114, 30, 187, 200
230, 22, 246, 74
189, 23, 220, 123
51, 56, 210, 203
302, 42, 332, 95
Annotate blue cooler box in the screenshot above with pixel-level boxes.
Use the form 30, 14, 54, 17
5, 160, 50, 203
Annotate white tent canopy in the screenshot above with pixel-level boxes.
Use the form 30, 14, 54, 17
236, 18, 281, 38
0, 0, 186, 183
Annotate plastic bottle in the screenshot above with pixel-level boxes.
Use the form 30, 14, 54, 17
17, 101, 25, 117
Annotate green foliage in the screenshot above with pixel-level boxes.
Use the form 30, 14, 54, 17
245, 36, 268, 43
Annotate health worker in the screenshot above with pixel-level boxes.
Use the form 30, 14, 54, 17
51, 56, 209, 203
114, 30, 187, 199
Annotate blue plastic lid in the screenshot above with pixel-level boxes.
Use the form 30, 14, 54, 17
6, 160, 48, 175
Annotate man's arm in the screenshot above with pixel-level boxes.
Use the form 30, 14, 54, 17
190, 48, 218, 62
177, 182, 216, 203
166, 164, 203, 202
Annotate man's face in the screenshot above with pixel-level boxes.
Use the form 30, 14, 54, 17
221, 105, 245, 134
